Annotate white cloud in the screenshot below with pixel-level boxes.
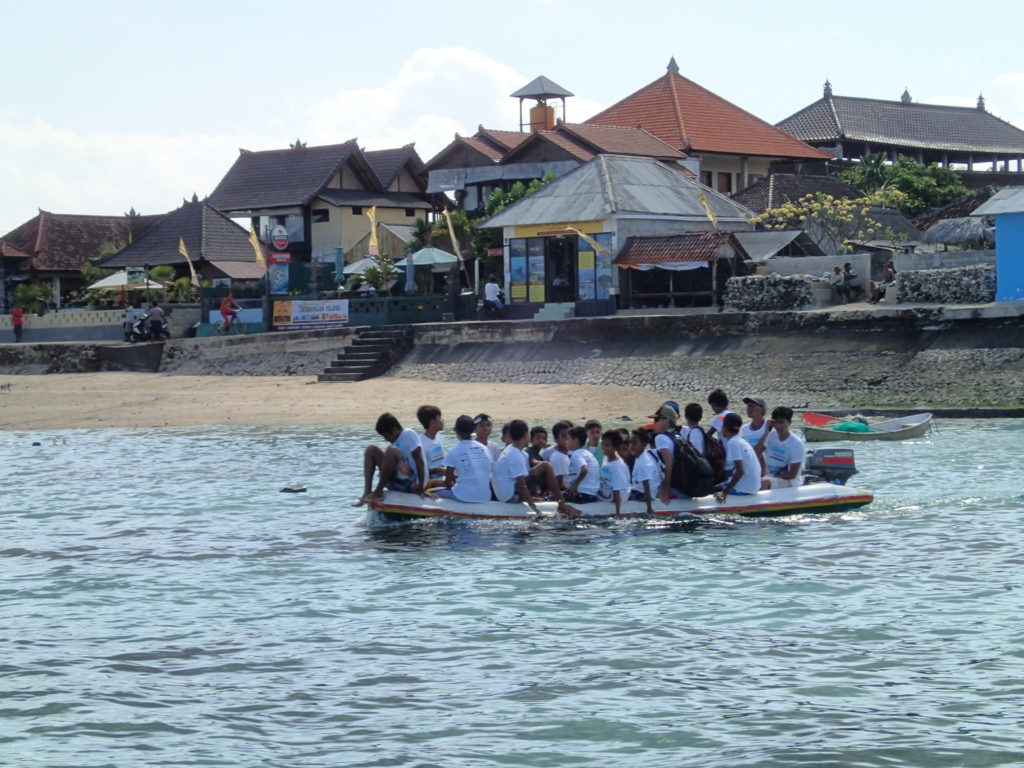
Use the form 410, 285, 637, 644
0, 47, 607, 235
990, 72, 1024, 128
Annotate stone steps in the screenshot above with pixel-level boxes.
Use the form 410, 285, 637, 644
317, 325, 412, 383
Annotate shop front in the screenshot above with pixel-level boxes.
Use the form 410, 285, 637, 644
506, 223, 615, 306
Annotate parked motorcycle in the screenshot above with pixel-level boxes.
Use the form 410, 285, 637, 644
128, 313, 170, 342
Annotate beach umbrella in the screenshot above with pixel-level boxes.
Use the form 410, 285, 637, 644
342, 257, 377, 275
403, 253, 417, 292
395, 247, 458, 269
88, 270, 165, 291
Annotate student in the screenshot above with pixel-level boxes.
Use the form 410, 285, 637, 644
739, 397, 768, 446
354, 412, 427, 505
714, 413, 761, 501
566, 426, 601, 503
434, 415, 492, 503
492, 419, 568, 514
584, 420, 604, 465
416, 404, 446, 489
830, 266, 846, 303
526, 426, 548, 468
540, 420, 573, 490
680, 402, 706, 455
628, 428, 661, 515
474, 413, 502, 463
760, 406, 806, 489
706, 389, 732, 442
647, 405, 678, 505
616, 427, 635, 472
599, 430, 631, 516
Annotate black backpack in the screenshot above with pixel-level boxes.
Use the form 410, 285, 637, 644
671, 429, 716, 498
702, 429, 727, 484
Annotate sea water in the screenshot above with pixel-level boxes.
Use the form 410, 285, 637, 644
1, 419, 1022, 768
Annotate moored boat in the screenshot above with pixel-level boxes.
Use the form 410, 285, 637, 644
803, 412, 933, 442
368, 482, 873, 523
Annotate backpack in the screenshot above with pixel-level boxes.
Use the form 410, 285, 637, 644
670, 430, 716, 498
701, 428, 727, 484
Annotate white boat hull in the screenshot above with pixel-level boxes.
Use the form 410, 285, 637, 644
369, 484, 873, 522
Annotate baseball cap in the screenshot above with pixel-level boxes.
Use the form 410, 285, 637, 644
454, 415, 476, 437
743, 396, 767, 411
646, 405, 678, 427
473, 413, 492, 425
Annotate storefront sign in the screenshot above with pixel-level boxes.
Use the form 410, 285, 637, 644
272, 299, 349, 330
271, 225, 290, 250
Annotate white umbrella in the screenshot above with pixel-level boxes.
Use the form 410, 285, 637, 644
89, 270, 165, 291
342, 257, 378, 275
395, 247, 458, 268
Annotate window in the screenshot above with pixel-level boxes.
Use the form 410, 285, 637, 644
405, 208, 416, 217
352, 206, 363, 216
717, 173, 733, 194
700, 171, 713, 188
312, 209, 330, 223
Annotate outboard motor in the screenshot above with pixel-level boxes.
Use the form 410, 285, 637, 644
804, 448, 858, 485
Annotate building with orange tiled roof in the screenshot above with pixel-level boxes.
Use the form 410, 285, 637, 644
585, 58, 833, 196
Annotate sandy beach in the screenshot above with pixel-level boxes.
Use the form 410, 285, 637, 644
0, 373, 667, 431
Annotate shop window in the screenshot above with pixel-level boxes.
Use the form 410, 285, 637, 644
312, 209, 330, 223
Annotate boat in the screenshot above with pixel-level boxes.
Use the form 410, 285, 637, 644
368, 482, 873, 523
803, 412, 933, 443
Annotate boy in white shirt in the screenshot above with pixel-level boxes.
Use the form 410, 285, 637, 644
599, 430, 631, 516
566, 425, 601, 503
416, 404, 446, 490
540, 420, 572, 490
714, 413, 762, 500
435, 415, 493, 503
706, 388, 732, 444
759, 406, 806, 489
628, 428, 661, 515
473, 413, 502, 463
491, 419, 569, 514
354, 412, 427, 505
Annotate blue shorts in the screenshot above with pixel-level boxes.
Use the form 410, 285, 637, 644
387, 458, 416, 493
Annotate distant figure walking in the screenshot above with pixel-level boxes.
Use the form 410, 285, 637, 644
11, 306, 24, 342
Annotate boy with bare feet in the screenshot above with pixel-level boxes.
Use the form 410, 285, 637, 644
353, 412, 427, 506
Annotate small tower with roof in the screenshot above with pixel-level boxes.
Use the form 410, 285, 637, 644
511, 76, 574, 132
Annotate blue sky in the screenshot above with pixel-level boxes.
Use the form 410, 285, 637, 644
3, 0, 1022, 235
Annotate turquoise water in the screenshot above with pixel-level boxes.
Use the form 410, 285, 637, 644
2, 420, 1023, 768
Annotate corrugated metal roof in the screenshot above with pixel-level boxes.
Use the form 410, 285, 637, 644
973, 186, 1024, 215
732, 230, 804, 262
482, 155, 753, 228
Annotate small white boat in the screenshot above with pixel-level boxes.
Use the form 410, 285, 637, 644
368, 483, 873, 523
804, 412, 933, 442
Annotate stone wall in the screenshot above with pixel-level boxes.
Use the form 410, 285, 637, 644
895, 264, 996, 304
723, 274, 824, 311
0, 344, 102, 374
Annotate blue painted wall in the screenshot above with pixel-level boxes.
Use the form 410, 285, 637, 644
996, 211, 1024, 301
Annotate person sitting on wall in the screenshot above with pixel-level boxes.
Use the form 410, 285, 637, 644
844, 263, 865, 302
868, 262, 897, 304
830, 266, 847, 304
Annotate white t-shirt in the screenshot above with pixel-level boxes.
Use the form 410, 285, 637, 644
631, 449, 662, 496
443, 439, 492, 503
420, 433, 446, 472
599, 457, 631, 500
764, 431, 806, 486
491, 444, 530, 502
543, 448, 570, 486
392, 428, 423, 483
680, 426, 705, 455
739, 421, 767, 447
724, 437, 761, 495
484, 282, 501, 302
568, 448, 600, 496
710, 410, 732, 435
477, 439, 502, 464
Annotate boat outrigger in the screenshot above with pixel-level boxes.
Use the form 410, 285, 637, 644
368, 449, 873, 523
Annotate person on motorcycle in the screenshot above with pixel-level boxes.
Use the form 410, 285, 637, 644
220, 294, 242, 331
483, 275, 503, 317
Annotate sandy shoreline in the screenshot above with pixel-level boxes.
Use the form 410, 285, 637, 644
0, 373, 671, 431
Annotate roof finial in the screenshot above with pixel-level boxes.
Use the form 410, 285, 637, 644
900, 87, 912, 104
823, 79, 832, 97
977, 93, 986, 111
667, 56, 679, 74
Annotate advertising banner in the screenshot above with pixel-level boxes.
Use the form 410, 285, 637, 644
272, 299, 349, 330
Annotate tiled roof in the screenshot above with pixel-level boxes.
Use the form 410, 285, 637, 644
364, 144, 425, 188
913, 186, 998, 229
586, 62, 832, 160
0, 242, 32, 259
99, 199, 257, 268
501, 130, 596, 164
476, 127, 530, 151
315, 189, 431, 209
777, 94, 1024, 154
424, 135, 507, 171
731, 173, 862, 214
615, 231, 736, 266
209, 140, 365, 212
0, 211, 162, 273
501, 122, 686, 166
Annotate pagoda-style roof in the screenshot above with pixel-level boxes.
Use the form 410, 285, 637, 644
586, 59, 832, 160
0, 210, 161, 273
778, 88, 1024, 155
511, 76, 574, 100
731, 173, 863, 215
99, 198, 257, 268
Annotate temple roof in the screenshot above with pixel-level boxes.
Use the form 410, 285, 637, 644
731, 173, 863, 215
511, 75, 574, 100
586, 60, 832, 160
778, 91, 1024, 154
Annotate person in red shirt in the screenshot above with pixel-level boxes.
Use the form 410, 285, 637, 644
219, 295, 241, 332
11, 306, 24, 342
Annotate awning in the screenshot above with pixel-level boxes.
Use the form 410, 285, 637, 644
210, 260, 266, 280
615, 231, 734, 269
